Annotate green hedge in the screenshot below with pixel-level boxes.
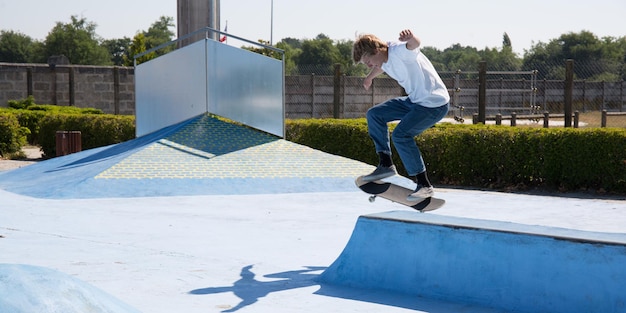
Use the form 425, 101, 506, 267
3, 109, 626, 194
285, 119, 626, 194
286, 118, 378, 165
1, 102, 104, 145
37, 114, 135, 158
0, 113, 29, 158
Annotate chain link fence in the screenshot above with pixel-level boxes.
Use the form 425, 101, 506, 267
286, 61, 626, 128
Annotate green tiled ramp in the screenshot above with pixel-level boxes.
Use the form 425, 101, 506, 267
96, 115, 372, 179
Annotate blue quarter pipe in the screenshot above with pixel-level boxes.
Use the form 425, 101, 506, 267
321, 211, 626, 313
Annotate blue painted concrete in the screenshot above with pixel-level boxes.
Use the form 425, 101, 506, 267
0, 264, 141, 313
2, 113, 625, 313
0, 114, 373, 199
321, 211, 626, 313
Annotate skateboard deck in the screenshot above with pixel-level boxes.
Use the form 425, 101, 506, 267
355, 176, 445, 212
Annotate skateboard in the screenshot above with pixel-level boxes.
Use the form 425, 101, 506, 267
355, 176, 445, 212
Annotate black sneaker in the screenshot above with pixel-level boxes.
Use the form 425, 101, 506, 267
361, 165, 397, 182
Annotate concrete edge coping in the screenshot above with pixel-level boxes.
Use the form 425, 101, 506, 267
364, 210, 626, 246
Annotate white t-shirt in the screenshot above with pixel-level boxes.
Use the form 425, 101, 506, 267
381, 42, 450, 107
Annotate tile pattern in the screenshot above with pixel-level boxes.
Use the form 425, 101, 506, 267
96, 115, 373, 179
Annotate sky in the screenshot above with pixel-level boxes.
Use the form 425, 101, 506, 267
0, 0, 625, 56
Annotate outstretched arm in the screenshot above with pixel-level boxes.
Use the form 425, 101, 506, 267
399, 29, 421, 50
363, 67, 384, 90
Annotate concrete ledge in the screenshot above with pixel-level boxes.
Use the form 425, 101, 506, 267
321, 211, 626, 313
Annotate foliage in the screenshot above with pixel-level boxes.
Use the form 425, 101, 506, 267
105, 17, 174, 66
427, 44, 481, 72
0, 15, 174, 66
285, 119, 626, 194
124, 33, 156, 66
295, 34, 341, 75
1, 97, 104, 145
102, 37, 132, 66
7, 95, 36, 109
522, 31, 626, 80
0, 113, 29, 158
426, 125, 626, 193
3, 102, 103, 115
1, 18, 624, 80
42, 16, 112, 65
37, 114, 135, 158
286, 118, 377, 165
143, 16, 176, 56
335, 39, 368, 76
242, 39, 283, 60
275, 41, 299, 75
0, 30, 35, 63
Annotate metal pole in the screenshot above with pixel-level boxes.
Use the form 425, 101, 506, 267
270, 0, 274, 45
208, 0, 220, 41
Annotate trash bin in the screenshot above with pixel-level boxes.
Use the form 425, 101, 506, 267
55, 131, 82, 156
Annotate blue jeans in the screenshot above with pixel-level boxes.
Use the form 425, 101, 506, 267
366, 97, 449, 176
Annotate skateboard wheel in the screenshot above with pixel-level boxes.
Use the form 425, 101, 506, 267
368, 195, 376, 203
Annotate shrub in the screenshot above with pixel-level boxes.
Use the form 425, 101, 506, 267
0, 113, 29, 158
23, 104, 103, 115
7, 95, 36, 109
285, 119, 626, 194
1, 101, 105, 145
38, 114, 135, 157
8, 110, 47, 145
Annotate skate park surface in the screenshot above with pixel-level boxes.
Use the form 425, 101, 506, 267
1, 114, 626, 313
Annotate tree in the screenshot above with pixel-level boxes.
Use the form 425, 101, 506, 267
124, 33, 155, 66
522, 31, 626, 80
142, 16, 175, 56
480, 47, 521, 72
296, 34, 341, 74
41, 15, 112, 65
280, 37, 303, 50
275, 40, 300, 75
335, 39, 367, 76
102, 37, 132, 66
438, 44, 482, 72
0, 30, 36, 63
503, 32, 512, 49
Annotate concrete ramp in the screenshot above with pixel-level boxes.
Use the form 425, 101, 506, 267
320, 211, 626, 313
0, 114, 373, 199
0, 264, 140, 313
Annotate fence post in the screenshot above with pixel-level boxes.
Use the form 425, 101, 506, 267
26, 67, 33, 96
542, 79, 547, 111
564, 59, 574, 127
511, 112, 517, 126
601, 110, 607, 127
602, 81, 606, 111
69, 66, 75, 106
619, 80, 624, 112
333, 63, 341, 118
478, 61, 487, 124
543, 112, 549, 128
582, 79, 587, 112
113, 66, 120, 115
574, 111, 579, 128
495, 113, 502, 125
310, 73, 315, 118
453, 70, 461, 108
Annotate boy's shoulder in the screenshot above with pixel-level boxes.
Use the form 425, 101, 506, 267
388, 41, 418, 59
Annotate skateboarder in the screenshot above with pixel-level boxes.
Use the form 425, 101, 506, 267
353, 29, 449, 200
